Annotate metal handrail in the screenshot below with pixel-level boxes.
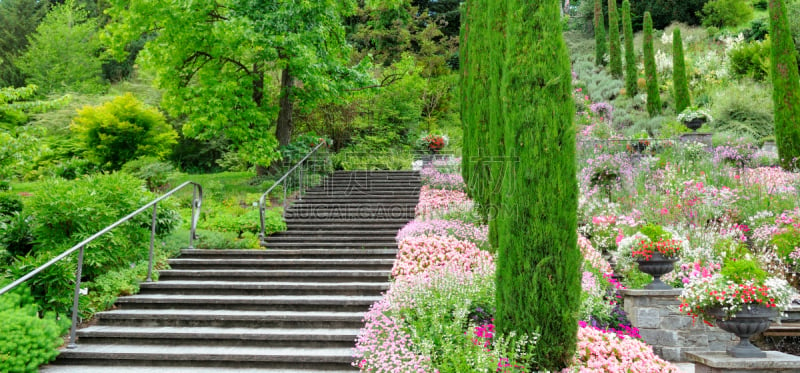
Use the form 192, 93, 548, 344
258, 142, 328, 239
0, 181, 203, 348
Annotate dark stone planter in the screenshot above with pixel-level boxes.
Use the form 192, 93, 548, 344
635, 251, 677, 290
709, 304, 778, 358
684, 118, 706, 131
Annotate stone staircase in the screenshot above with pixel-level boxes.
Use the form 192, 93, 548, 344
42, 170, 419, 372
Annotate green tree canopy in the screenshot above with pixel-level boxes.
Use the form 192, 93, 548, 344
0, 0, 50, 88
105, 0, 371, 170
17, 0, 105, 94
70, 93, 178, 171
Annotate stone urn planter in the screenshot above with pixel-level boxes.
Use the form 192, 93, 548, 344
684, 118, 706, 132
708, 304, 778, 358
635, 251, 677, 290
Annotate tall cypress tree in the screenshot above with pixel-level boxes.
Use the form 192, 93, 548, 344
594, 0, 607, 66
622, 0, 637, 97
460, 0, 491, 207
672, 28, 691, 115
460, 1, 473, 192
770, 0, 800, 170
487, 1, 506, 250
607, 0, 622, 77
642, 12, 661, 116
498, 0, 580, 369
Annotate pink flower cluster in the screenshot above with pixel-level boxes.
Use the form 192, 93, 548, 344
392, 234, 494, 277
737, 167, 799, 195
577, 236, 613, 274
677, 260, 721, 284
353, 298, 434, 372
563, 324, 680, 373
420, 164, 466, 191
415, 185, 471, 219
396, 219, 488, 248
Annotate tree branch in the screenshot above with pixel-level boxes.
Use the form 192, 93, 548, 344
345, 73, 403, 92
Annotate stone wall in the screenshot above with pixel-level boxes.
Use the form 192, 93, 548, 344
622, 289, 738, 362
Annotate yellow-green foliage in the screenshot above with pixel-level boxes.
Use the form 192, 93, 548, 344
0, 286, 69, 373
70, 93, 178, 171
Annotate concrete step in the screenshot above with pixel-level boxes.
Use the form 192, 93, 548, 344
167, 258, 394, 270
283, 213, 414, 220
303, 191, 420, 197
269, 230, 400, 237
764, 322, 800, 337
158, 269, 391, 282
261, 242, 396, 249
76, 326, 360, 348
178, 248, 397, 260
293, 197, 419, 203
139, 281, 389, 296
52, 344, 354, 370
263, 236, 396, 243
42, 365, 356, 373
95, 309, 366, 329
287, 203, 418, 209
115, 294, 381, 312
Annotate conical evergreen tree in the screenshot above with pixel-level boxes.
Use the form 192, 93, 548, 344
460, 1, 473, 191
622, 0, 637, 97
642, 12, 661, 116
769, 0, 800, 170
498, 0, 580, 369
460, 0, 490, 204
608, 0, 622, 77
487, 1, 506, 250
672, 28, 691, 114
594, 0, 607, 66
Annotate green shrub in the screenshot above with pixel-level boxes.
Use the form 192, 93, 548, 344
18, 173, 179, 312
639, 223, 671, 241
80, 259, 149, 318
629, 0, 709, 30
720, 258, 767, 283
0, 193, 23, 217
772, 227, 800, 263
701, 0, 754, 28
70, 93, 178, 171
773, 0, 800, 169
711, 82, 773, 140
730, 38, 771, 81
673, 28, 691, 114
753, 0, 768, 10
0, 284, 69, 373
204, 203, 285, 239
744, 17, 769, 41
594, 0, 607, 66
0, 213, 35, 257
0, 181, 10, 191
643, 12, 661, 117
121, 156, 177, 191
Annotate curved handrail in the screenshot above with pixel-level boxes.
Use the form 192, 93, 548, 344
258, 141, 328, 239
0, 181, 203, 348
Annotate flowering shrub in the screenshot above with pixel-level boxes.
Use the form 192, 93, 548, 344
415, 186, 471, 219
563, 323, 680, 373
420, 164, 466, 191
397, 219, 488, 250
630, 238, 683, 260
416, 133, 448, 153
679, 274, 794, 324
393, 234, 494, 277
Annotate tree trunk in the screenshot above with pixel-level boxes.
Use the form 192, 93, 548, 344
276, 67, 293, 147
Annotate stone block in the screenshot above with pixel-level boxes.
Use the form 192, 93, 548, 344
662, 315, 692, 329
678, 331, 709, 347
660, 347, 683, 362
640, 329, 679, 347
687, 351, 800, 372
637, 308, 662, 328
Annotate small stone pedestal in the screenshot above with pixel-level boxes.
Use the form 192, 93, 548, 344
622, 289, 737, 362
687, 351, 800, 373
679, 132, 713, 148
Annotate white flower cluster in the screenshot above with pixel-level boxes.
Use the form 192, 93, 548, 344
655, 49, 673, 75
661, 31, 673, 45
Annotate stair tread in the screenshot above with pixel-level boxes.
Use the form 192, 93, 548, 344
169, 258, 394, 264
78, 325, 359, 337
42, 366, 356, 373
180, 249, 397, 255
142, 280, 389, 288
57, 344, 353, 358
118, 294, 382, 303
97, 309, 365, 319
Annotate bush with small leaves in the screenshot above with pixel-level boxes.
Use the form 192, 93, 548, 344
70, 93, 178, 171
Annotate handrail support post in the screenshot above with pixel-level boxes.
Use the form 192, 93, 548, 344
67, 245, 85, 349
146, 203, 158, 282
